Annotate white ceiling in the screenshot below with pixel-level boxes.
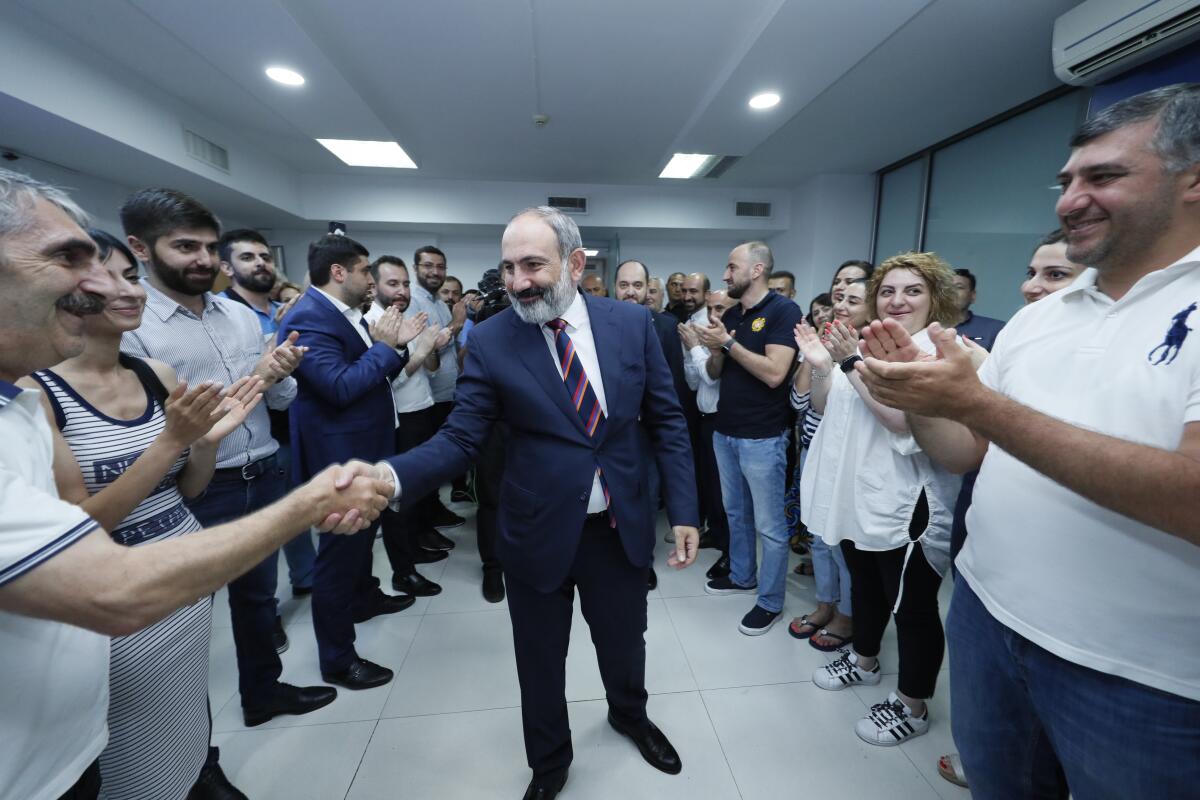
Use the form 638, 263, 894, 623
11, 0, 1080, 188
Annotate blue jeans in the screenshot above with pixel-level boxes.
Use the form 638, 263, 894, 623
949, 579, 1200, 799
810, 536, 851, 616
712, 431, 789, 613
274, 445, 315, 589
186, 456, 287, 708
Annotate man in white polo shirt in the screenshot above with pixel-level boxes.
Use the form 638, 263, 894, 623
856, 84, 1200, 799
0, 169, 390, 800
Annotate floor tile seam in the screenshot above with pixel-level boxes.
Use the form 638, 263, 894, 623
377, 609, 430, 712
373, 687, 719, 724
658, 590, 706, 695
344, 718, 383, 800
217, 716, 385, 734
695, 684, 746, 800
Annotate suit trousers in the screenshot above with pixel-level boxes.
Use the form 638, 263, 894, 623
313, 521, 383, 672
505, 517, 650, 780
473, 422, 509, 573
697, 413, 729, 550
381, 405, 440, 578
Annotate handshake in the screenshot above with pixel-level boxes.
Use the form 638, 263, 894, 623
296, 460, 397, 534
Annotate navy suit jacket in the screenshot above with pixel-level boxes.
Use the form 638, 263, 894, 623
651, 310, 697, 421
278, 287, 406, 484
387, 293, 699, 592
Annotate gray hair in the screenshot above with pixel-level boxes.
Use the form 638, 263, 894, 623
743, 240, 774, 276
510, 206, 583, 262
0, 168, 89, 240
1071, 83, 1200, 173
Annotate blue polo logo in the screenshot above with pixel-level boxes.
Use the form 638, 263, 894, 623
1148, 302, 1196, 365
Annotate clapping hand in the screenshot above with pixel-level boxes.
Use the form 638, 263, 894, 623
859, 319, 931, 364
369, 307, 404, 347
307, 460, 394, 534
697, 320, 729, 350
677, 323, 700, 350
163, 376, 264, 449
201, 376, 266, 445
793, 321, 833, 372
857, 322, 982, 418
822, 320, 859, 363
398, 310, 430, 349
667, 525, 699, 569
254, 331, 307, 385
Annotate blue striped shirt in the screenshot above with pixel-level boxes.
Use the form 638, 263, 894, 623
121, 281, 296, 469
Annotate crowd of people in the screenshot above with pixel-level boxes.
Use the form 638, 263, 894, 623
2, 82, 1199, 800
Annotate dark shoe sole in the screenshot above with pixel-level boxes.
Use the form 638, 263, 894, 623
242, 691, 337, 727
607, 715, 682, 775
321, 671, 393, 691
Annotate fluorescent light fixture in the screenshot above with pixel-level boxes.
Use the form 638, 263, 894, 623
659, 153, 716, 179
265, 66, 305, 86
584, 249, 599, 257
316, 139, 417, 169
749, 92, 780, 110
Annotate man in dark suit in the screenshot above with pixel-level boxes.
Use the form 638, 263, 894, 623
360, 208, 700, 800
278, 234, 428, 690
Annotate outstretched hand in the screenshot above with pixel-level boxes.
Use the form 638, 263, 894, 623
859, 318, 930, 364
793, 321, 832, 371
309, 460, 394, 533
856, 322, 983, 419
201, 376, 266, 444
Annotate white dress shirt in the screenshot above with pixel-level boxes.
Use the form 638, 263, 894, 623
682, 308, 719, 414
540, 292, 609, 513
364, 302, 435, 414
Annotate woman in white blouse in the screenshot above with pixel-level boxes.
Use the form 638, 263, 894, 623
798, 252, 962, 747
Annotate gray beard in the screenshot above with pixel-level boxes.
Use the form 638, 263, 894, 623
508, 263, 578, 326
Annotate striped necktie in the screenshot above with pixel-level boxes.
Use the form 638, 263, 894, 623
546, 318, 613, 521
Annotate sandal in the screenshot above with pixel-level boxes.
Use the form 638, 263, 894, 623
787, 614, 828, 640
793, 559, 814, 576
809, 628, 852, 652
937, 753, 969, 788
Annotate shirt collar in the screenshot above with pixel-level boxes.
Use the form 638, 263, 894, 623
413, 283, 435, 302
1063, 244, 1200, 304
0, 378, 21, 406
557, 290, 590, 331
143, 280, 220, 322
688, 307, 709, 325
314, 286, 354, 316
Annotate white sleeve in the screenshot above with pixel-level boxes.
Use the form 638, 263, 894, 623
689, 346, 718, 387
0, 466, 99, 587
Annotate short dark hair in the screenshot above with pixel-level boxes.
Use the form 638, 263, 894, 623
835, 259, 874, 280
218, 228, 269, 264
368, 255, 406, 284
309, 234, 369, 286
953, 268, 977, 291
1071, 83, 1200, 173
1037, 228, 1067, 248
88, 228, 138, 270
120, 188, 220, 249
616, 259, 651, 285
771, 270, 795, 285
413, 245, 446, 266
811, 292, 832, 307
667, 271, 685, 281
443, 276, 463, 292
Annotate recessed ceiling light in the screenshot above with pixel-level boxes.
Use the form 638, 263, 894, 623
659, 153, 717, 179
584, 249, 599, 257
266, 66, 305, 86
316, 139, 417, 169
749, 92, 780, 110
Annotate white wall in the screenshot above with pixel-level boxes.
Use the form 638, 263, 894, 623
614, 238, 741, 293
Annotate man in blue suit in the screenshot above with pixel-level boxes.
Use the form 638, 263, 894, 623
363, 207, 700, 800
279, 234, 428, 690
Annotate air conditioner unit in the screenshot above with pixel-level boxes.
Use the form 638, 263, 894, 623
1053, 0, 1200, 86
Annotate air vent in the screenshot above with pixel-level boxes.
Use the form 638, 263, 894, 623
1069, 5, 1200, 80
547, 196, 588, 214
735, 201, 772, 218
184, 129, 229, 172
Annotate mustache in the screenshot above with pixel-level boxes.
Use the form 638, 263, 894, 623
511, 287, 546, 301
56, 291, 106, 316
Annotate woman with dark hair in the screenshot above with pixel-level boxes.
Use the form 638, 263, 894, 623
830, 259, 874, 302
805, 292, 834, 328
19, 229, 262, 799
799, 251, 961, 747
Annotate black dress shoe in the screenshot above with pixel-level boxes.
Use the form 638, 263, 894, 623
706, 553, 731, 580
393, 572, 442, 596
482, 570, 505, 603
188, 761, 248, 800
451, 488, 474, 503
351, 592, 416, 623
417, 528, 455, 551
292, 584, 313, 598
242, 682, 337, 727
647, 567, 658, 591
272, 616, 289, 654
321, 657, 393, 690
522, 770, 567, 800
607, 713, 682, 775
698, 531, 719, 550
413, 547, 450, 565
431, 507, 465, 529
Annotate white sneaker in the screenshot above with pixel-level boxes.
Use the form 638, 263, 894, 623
812, 648, 882, 691
855, 692, 929, 746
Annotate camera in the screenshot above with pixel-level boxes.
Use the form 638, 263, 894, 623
476, 267, 510, 322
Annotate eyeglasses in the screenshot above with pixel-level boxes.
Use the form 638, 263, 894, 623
417, 262, 445, 270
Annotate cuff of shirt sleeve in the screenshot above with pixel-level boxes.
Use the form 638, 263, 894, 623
380, 462, 402, 500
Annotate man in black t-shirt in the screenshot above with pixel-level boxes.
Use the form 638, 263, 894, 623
696, 241, 802, 636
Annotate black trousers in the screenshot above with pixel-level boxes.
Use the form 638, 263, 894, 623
505, 517, 650, 780
57, 759, 100, 800
381, 406, 440, 577
430, 400, 470, 495
474, 422, 509, 572
839, 491, 945, 700
697, 413, 729, 550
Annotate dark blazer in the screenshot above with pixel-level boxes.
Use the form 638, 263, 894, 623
278, 287, 406, 484
651, 310, 697, 420
387, 293, 699, 592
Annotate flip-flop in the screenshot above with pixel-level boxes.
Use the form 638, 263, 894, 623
787, 615, 826, 640
937, 753, 969, 788
809, 628, 852, 652
792, 559, 814, 576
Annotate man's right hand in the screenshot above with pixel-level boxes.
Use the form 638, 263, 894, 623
697, 320, 729, 350
369, 307, 404, 348
860, 318, 929, 364
303, 461, 392, 533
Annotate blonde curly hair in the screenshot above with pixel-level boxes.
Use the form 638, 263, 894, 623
866, 251, 959, 328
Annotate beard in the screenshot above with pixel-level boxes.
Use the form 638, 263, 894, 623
233, 268, 276, 293
508, 261, 577, 326
149, 253, 216, 296
726, 277, 749, 300
1065, 184, 1175, 270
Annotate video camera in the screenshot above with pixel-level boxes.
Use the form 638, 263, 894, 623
475, 267, 510, 322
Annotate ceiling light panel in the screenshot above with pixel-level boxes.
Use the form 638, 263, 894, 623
749, 92, 780, 109
266, 66, 305, 86
316, 139, 417, 169
659, 153, 717, 179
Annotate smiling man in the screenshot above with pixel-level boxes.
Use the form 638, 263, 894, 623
856, 84, 1200, 799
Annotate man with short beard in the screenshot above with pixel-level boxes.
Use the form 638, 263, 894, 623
438, 274, 464, 307
581, 272, 607, 297
369, 207, 700, 800
219, 228, 316, 600
645, 277, 664, 312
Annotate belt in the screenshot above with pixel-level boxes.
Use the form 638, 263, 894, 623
213, 454, 277, 482
585, 510, 610, 522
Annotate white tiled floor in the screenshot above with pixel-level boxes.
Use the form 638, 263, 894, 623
209, 496, 969, 799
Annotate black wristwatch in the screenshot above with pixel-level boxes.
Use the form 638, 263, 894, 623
721, 338, 735, 354
839, 354, 863, 373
